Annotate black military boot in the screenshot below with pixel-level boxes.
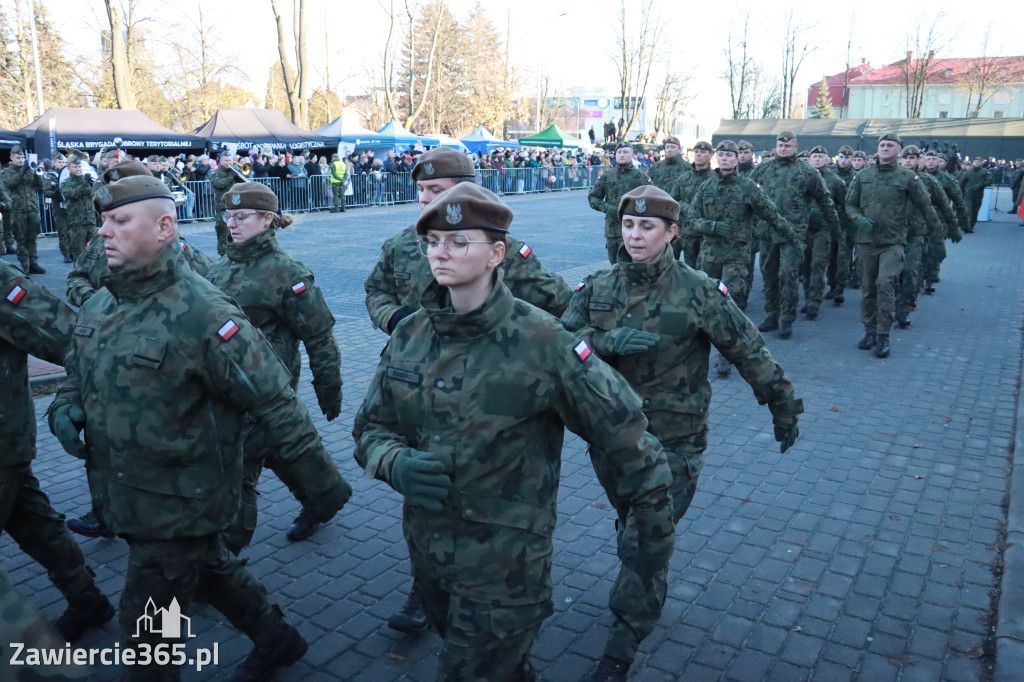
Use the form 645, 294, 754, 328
875, 335, 891, 358
286, 508, 335, 542
586, 655, 631, 682
388, 585, 429, 634
824, 287, 836, 300
897, 314, 911, 329
230, 623, 307, 682
28, 262, 46, 274
799, 304, 808, 314
858, 332, 876, 350
833, 290, 845, 305
67, 510, 115, 538
55, 588, 115, 643
806, 306, 819, 320
757, 315, 778, 332
777, 320, 793, 339
924, 279, 936, 294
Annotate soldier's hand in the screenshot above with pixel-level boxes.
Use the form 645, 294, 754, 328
950, 229, 963, 243
712, 222, 733, 239
774, 419, 799, 453
808, 207, 824, 225
49, 403, 87, 459
390, 448, 451, 511
633, 506, 675, 582
593, 328, 660, 357
313, 381, 342, 421
854, 215, 874, 232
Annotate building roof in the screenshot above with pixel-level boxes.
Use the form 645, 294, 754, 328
807, 61, 874, 109
850, 55, 1024, 85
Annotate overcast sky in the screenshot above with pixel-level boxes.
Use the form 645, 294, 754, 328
42, 0, 1024, 122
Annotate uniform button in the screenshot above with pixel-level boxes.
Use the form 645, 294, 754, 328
432, 533, 441, 540
221, 348, 228, 354
542, 525, 550, 534
436, 379, 445, 388
98, 343, 106, 350
116, 472, 123, 479
89, 394, 98, 401
626, 313, 632, 319
643, 398, 651, 407
464, 508, 474, 518
195, 488, 202, 495
433, 435, 441, 443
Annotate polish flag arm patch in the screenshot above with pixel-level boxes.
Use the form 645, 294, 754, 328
291, 281, 308, 295
6, 285, 26, 305
717, 281, 729, 295
575, 281, 586, 292
518, 244, 532, 258
218, 319, 240, 341
574, 339, 592, 361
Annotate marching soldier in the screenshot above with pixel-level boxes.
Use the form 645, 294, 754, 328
805, 145, 846, 318
647, 136, 692, 193
827, 145, 857, 302
669, 140, 715, 266
210, 153, 239, 254
0, 145, 45, 273
588, 141, 650, 263
921, 149, 968, 292
958, 156, 992, 233
736, 140, 756, 176
59, 157, 99, 262
43, 153, 71, 262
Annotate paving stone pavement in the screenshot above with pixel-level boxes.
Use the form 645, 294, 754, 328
4, 187, 1023, 681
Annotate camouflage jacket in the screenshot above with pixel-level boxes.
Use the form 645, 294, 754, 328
0, 163, 41, 212
364, 225, 571, 334
959, 166, 992, 195
67, 234, 213, 307
42, 172, 65, 216
562, 245, 802, 448
353, 273, 673, 607
647, 156, 693, 194
928, 169, 971, 231
206, 229, 341, 396
588, 165, 650, 237
0, 181, 11, 213
846, 163, 941, 246
0, 261, 76, 468
811, 168, 848, 238
669, 166, 714, 206
913, 172, 958, 242
737, 160, 755, 177
51, 242, 349, 539
750, 155, 839, 243
835, 166, 856, 188
210, 166, 239, 209
60, 175, 98, 227
688, 170, 796, 263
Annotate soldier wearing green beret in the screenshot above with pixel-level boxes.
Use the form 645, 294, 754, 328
0, 145, 45, 273
589, 141, 651, 263
827, 146, 858, 301
737, 140, 755, 176
355, 182, 676, 682
207, 182, 347, 549
0, 178, 12, 255
647, 135, 693, 195
846, 133, 942, 358
42, 153, 71, 262
958, 156, 992, 233
804, 145, 847, 318
210, 154, 240, 254
669, 140, 715, 266
49, 174, 350, 681
921, 149, 969, 291
563, 184, 802, 682
59, 157, 99, 262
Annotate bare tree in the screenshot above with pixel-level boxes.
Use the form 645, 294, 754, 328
900, 12, 948, 118
610, 0, 663, 140
103, 0, 135, 109
840, 15, 857, 118
723, 11, 755, 119
779, 10, 818, 118
270, 0, 309, 127
958, 27, 1015, 117
380, 0, 446, 129
652, 65, 694, 136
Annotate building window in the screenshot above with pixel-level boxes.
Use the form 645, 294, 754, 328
882, 93, 890, 106
994, 111, 1004, 118
938, 111, 948, 119
944, 69, 952, 78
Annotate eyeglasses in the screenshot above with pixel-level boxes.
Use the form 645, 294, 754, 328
222, 212, 257, 224
418, 235, 493, 257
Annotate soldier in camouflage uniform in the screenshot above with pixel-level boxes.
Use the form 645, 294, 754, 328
365, 146, 570, 635
828, 145, 858, 302
58, 158, 98, 262
736, 141, 759, 299
669, 140, 716, 266
846, 133, 942, 358
48, 175, 352, 682
0, 260, 115, 645
210, 154, 241, 255
354, 183, 676, 682
0, 146, 45, 274
922, 149, 968, 292
43, 154, 70, 262
750, 131, 839, 340
588, 141, 651, 263
804, 146, 846, 318
895, 147, 960, 329
958, 157, 992, 233
208, 183, 344, 549
647, 135, 692, 194
562, 185, 802, 682
0, 180, 11, 255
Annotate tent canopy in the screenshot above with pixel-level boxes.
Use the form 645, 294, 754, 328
314, 114, 391, 147
18, 108, 205, 159
434, 134, 470, 152
0, 129, 26, 151
376, 120, 439, 149
459, 126, 518, 154
712, 117, 1024, 159
191, 109, 333, 151
517, 123, 586, 148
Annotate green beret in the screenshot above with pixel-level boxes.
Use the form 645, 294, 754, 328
411, 147, 476, 181
924, 149, 940, 158
715, 140, 738, 154
93, 175, 173, 212
617, 185, 679, 225
852, 150, 867, 159
776, 130, 797, 142
837, 145, 855, 155
663, 136, 681, 147
614, 141, 634, 151
737, 140, 753, 151
416, 183, 512, 235
693, 141, 713, 152
797, 150, 810, 159
102, 160, 151, 185
10, 145, 23, 155
68, 157, 81, 167
878, 132, 902, 146
52, 152, 66, 161
899, 145, 922, 157
101, 150, 118, 160
224, 182, 279, 214
810, 145, 828, 155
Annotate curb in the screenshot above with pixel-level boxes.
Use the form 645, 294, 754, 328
29, 371, 67, 396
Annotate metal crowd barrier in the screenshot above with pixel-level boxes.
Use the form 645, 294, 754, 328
33, 167, 608, 235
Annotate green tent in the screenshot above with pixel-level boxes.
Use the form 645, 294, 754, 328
517, 123, 586, 148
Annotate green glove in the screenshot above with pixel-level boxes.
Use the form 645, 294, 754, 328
774, 419, 800, 453
49, 403, 87, 459
808, 207, 824, 225
855, 215, 874, 232
389, 448, 451, 511
633, 506, 675, 582
313, 380, 342, 422
593, 328, 661, 357
712, 222, 732, 239
950, 228, 963, 243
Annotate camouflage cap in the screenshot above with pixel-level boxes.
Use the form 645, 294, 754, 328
618, 185, 680, 224
663, 136, 681, 147
810, 145, 828, 155
715, 140, 739, 154
852, 150, 867, 159
837, 145, 855, 155
102, 160, 152, 185
225, 181, 279, 213
878, 132, 902, 146
776, 130, 797, 142
411, 146, 476, 181
899, 145, 922, 158
10, 145, 23, 155
614, 141, 634, 151
693, 141, 713, 152
737, 140, 753, 151
93, 175, 173, 212
416, 182, 512, 235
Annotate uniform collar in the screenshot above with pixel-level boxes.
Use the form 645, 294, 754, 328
420, 269, 514, 339
716, 169, 736, 183
102, 241, 188, 302
224, 228, 278, 263
616, 243, 675, 286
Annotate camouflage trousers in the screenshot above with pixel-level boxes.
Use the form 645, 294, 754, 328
826, 231, 853, 294
759, 240, 802, 322
800, 229, 832, 309
416, 576, 551, 681
67, 224, 95, 264
966, 190, 984, 231
745, 242, 759, 299
603, 441, 703, 663
923, 240, 947, 283
330, 183, 346, 210
214, 216, 229, 256
858, 243, 905, 336
605, 236, 623, 264
681, 236, 701, 269
699, 258, 751, 310
10, 211, 40, 270
0, 464, 95, 603
51, 208, 69, 259
1, 211, 13, 250
896, 236, 926, 320
120, 535, 284, 682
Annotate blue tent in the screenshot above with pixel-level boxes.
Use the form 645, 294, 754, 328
376, 120, 439, 150
460, 126, 518, 154
314, 114, 392, 156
